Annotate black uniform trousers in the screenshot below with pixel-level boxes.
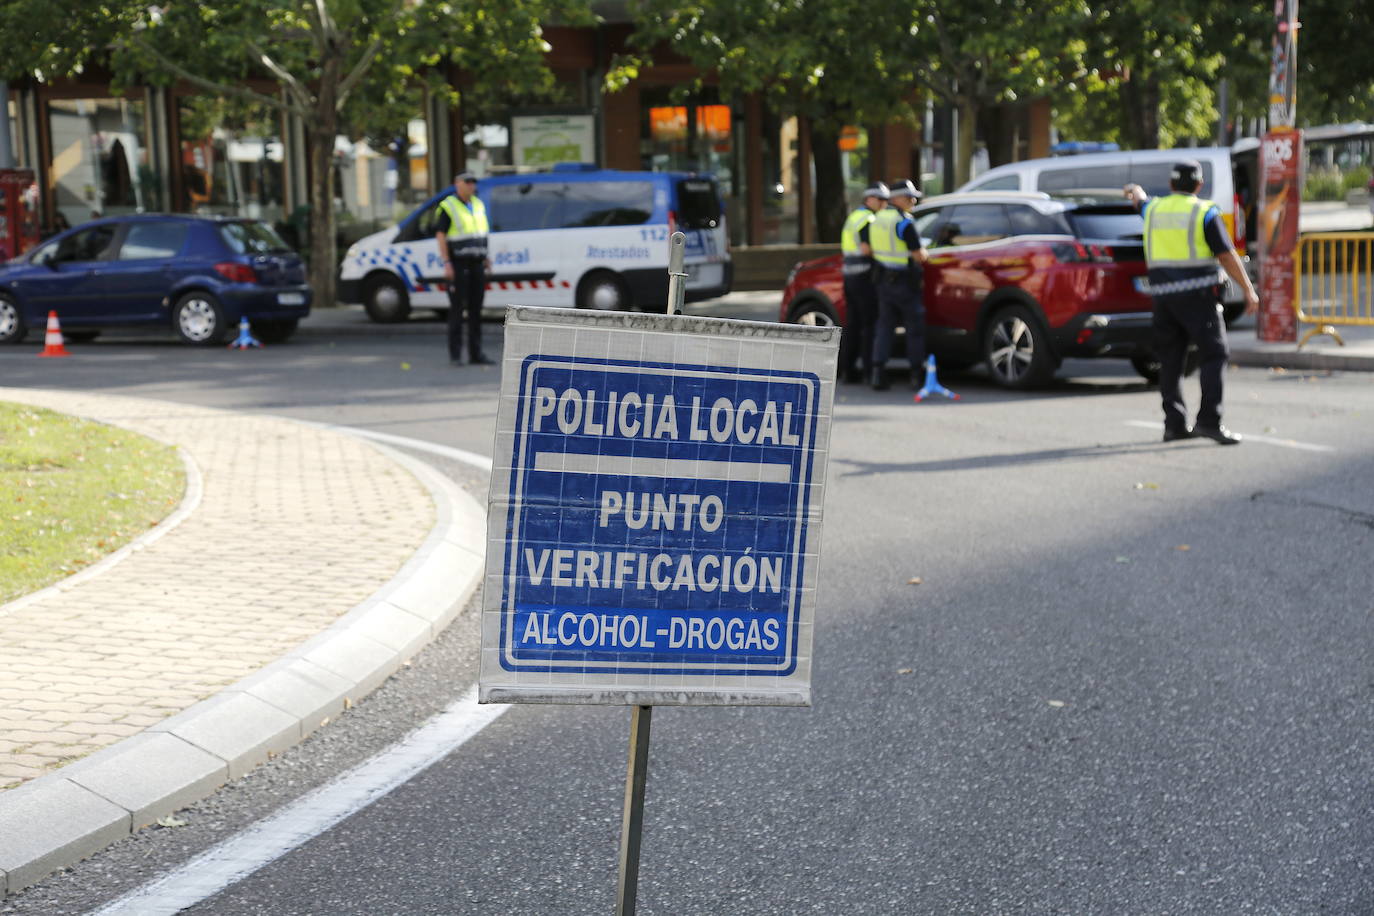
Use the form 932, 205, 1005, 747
1152, 287, 1228, 431
872, 268, 925, 375
446, 256, 486, 361
838, 271, 878, 377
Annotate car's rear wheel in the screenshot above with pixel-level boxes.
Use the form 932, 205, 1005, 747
982, 304, 1057, 389
0, 295, 27, 344
250, 318, 299, 344
173, 291, 227, 346
787, 297, 839, 327
363, 272, 411, 323
577, 271, 631, 311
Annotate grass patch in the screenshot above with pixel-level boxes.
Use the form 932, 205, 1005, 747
0, 402, 185, 604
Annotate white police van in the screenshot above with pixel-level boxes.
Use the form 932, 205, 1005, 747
339, 165, 732, 321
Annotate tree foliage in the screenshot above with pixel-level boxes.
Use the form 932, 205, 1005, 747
0, 0, 588, 303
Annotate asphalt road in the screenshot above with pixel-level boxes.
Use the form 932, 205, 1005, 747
3, 304, 1373, 914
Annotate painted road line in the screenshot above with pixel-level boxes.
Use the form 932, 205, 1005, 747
328, 425, 495, 473
89, 686, 508, 916
1124, 420, 1335, 453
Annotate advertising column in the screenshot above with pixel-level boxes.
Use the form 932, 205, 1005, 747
1257, 0, 1301, 342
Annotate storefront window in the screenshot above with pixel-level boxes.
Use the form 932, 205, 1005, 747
47, 98, 150, 226
337, 117, 432, 232
177, 98, 284, 223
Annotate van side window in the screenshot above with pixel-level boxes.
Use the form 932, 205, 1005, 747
562, 181, 654, 227
1037, 164, 1129, 196
1129, 162, 1213, 198
969, 174, 1021, 191
396, 201, 443, 243
488, 183, 566, 231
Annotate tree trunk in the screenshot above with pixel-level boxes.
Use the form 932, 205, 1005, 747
809, 121, 845, 244
307, 52, 342, 308
1120, 70, 1162, 149
956, 96, 978, 187
307, 125, 337, 308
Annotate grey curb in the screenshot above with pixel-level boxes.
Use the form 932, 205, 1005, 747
0, 433, 486, 899
1229, 345, 1374, 372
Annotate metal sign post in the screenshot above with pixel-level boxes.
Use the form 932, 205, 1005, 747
615, 705, 653, 916
481, 251, 837, 909
666, 231, 687, 315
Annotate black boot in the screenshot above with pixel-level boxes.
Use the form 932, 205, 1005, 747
870, 366, 889, 390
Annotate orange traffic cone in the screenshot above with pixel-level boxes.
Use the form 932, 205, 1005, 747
38, 311, 70, 358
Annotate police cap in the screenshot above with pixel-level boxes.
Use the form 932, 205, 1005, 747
454, 171, 478, 184
863, 181, 891, 201
1170, 160, 1203, 189
888, 179, 922, 200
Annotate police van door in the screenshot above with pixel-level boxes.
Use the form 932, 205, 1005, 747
386, 200, 449, 311
675, 177, 728, 296
483, 180, 567, 308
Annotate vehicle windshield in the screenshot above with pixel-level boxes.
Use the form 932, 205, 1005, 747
675, 179, 721, 229
219, 221, 293, 254
1067, 210, 1144, 240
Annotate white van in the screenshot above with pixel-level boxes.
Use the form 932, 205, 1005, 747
959, 147, 1258, 320
338, 166, 732, 321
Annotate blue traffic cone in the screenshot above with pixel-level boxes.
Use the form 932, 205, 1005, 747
228, 317, 262, 349
914, 354, 959, 402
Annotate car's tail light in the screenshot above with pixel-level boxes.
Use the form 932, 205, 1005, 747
214, 262, 257, 284
1051, 242, 1115, 263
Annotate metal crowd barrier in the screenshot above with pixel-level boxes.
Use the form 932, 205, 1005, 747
1295, 232, 1374, 347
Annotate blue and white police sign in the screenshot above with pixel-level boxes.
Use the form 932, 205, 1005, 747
479, 306, 837, 706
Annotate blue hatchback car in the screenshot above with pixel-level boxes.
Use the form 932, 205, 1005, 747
0, 214, 312, 346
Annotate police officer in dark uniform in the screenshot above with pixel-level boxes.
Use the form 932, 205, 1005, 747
836, 182, 889, 383
434, 171, 494, 366
867, 179, 928, 390
1126, 161, 1259, 444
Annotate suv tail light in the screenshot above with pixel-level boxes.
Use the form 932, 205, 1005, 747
1051, 241, 1115, 263
214, 262, 258, 284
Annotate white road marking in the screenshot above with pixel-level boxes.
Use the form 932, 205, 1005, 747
325, 425, 495, 472
87, 424, 504, 914
1124, 420, 1335, 452
89, 687, 509, 916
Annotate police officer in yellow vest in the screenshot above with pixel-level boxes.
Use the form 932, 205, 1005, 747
1126, 161, 1258, 444
434, 171, 493, 365
868, 179, 928, 390
837, 182, 889, 383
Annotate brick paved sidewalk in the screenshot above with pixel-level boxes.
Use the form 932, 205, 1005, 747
0, 388, 435, 791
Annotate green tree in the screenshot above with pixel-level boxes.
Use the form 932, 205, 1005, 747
1, 0, 586, 305
622, 0, 917, 241
897, 0, 1091, 185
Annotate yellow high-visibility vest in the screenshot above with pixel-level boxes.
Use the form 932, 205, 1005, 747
439, 194, 489, 240
869, 207, 910, 268
1144, 194, 1218, 268
841, 207, 876, 257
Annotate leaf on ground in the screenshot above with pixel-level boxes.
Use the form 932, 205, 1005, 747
1133, 482, 1160, 490
907, 576, 923, 585
1115, 556, 1131, 564
1047, 699, 1066, 708
897, 668, 913, 675
1175, 544, 1191, 551
400, 362, 412, 370
156, 816, 188, 828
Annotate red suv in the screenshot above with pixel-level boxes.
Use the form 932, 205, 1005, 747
780, 191, 1158, 388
